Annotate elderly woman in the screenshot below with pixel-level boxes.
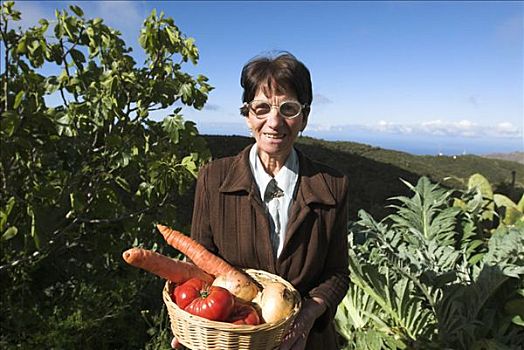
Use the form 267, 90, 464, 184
190, 52, 349, 350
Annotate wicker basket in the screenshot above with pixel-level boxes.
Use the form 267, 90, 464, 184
162, 269, 302, 350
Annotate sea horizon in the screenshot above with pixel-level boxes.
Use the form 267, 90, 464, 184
194, 122, 523, 157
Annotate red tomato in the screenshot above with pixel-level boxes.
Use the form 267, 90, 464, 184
172, 278, 207, 310
228, 301, 261, 325
184, 285, 235, 322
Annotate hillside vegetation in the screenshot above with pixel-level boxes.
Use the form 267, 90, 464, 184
202, 135, 524, 220
483, 151, 524, 165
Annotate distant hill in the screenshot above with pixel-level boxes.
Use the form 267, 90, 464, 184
199, 135, 524, 221
483, 151, 524, 165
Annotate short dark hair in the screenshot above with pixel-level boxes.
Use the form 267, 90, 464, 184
239, 52, 312, 116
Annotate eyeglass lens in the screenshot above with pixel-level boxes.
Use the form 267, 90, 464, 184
250, 101, 302, 118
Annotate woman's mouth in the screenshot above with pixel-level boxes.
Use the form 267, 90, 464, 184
263, 133, 285, 139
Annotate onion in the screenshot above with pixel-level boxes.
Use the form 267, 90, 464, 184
212, 270, 259, 302
255, 281, 295, 323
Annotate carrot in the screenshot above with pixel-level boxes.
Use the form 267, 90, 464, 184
122, 247, 214, 284
156, 224, 260, 301
156, 224, 236, 277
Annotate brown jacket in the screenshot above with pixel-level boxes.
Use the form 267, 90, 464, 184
191, 145, 350, 349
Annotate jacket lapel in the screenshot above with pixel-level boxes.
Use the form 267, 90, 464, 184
218, 145, 277, 272
218, 146, 255, 195
279, 150, 336, 261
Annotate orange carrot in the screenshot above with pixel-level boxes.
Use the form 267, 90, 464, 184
156, 224, 236, 277
122, 247, 214, 284
157, 224, 260, 302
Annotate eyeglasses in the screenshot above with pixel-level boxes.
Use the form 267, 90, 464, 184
241, 100, 308, 119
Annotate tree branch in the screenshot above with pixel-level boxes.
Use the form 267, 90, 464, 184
59, 38, 79, 103
2, 16, 10, 113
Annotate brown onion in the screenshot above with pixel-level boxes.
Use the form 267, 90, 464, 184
255, 282, 294, 323
212, 270, 259, 302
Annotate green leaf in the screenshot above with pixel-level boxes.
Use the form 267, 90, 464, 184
54, 22, 64, 39
0, 196, 16, 231
517, 194, 524, 213
494, 194, 517, 210
165, 26, 179, 45
16, 36, 27, 54
62, 17, 75, 38
1, 226, 18, 241
467, 173, 494, 221
70, 48, 86, 64
27, 205, 40, 249
27, 39, 40, 54
44, 76, 59, 94
512, 315, 524, 327
56, 113, 73, 136
162, 115, 184, 143
115, 176, 131, 192
13, 90, 24, 109
69, 5, 84, 17
1, 111, 19, 136
494, 194, 523, 225
181, 154, 198, 177
468, 173, 493, 199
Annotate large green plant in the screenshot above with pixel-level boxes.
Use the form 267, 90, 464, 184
336, 176, 524, 349
1, 2, 211, 347
455, 173, 524, 230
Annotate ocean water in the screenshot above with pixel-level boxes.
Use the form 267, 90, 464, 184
313, 132, 524, 156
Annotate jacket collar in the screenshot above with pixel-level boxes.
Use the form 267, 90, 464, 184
219, 145, 336, 207
219, 145, 256, 194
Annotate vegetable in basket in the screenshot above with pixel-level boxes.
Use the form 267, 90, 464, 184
122, 247, 214, 284
173, 277, 235, 322
227, 300, 261, 325
157, 224, 259, 302
253, 281, 295, 323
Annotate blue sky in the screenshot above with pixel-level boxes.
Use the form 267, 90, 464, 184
9, 1, 524, 155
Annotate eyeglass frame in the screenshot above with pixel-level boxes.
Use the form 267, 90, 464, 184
240, 100, 309, 119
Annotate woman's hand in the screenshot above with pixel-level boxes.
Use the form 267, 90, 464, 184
279, 297, 326, 350
171, 337, 183, 349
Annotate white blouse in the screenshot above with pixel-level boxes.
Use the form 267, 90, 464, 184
249, 144, 299, 258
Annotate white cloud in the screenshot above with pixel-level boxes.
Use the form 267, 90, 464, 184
306, 123, 335, 132
376, 120, 413, 134
306, 119, 522, 139
418, 119, 481, 137
495, 122, 522, 137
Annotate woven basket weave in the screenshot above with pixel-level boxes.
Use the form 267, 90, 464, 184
162, 269, 302, 350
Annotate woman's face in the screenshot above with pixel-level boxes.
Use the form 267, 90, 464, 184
245, 87, 307, 163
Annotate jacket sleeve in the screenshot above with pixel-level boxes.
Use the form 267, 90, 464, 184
190, 163, 218, 254
308, 174, 350, 330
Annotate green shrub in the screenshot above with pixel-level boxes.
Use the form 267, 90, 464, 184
336, 176, 524, 349
1, 2, 209, 348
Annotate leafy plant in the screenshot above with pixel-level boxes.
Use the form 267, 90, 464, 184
455, 173, 524, 229
336, 176, 524, 349
1, 2, 211, 348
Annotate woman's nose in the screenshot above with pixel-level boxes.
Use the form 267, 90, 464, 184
265, 108, 284, 128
